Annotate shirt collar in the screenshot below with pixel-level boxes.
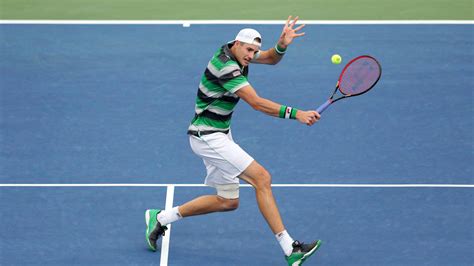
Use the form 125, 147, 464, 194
223, 42, 244, 69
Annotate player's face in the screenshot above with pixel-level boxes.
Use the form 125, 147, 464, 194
235, 42, 260, 66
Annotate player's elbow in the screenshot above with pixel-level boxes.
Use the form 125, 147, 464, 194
262, 57, 279, 65
237, 86, 266, 112
263, 58, 278, 65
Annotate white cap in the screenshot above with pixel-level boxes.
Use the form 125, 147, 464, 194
234, 28, 262, 47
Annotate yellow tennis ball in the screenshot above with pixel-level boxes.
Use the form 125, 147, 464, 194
331, 54, 342, 64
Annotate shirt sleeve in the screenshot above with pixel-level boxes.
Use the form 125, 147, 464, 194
219, 67, 250, 93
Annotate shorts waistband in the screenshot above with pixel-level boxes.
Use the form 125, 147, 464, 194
187, 129, 229, 137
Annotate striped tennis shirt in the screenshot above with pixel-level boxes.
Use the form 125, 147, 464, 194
188, 43, 251, 135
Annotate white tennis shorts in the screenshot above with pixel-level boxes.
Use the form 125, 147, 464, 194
189, 131, 254, 195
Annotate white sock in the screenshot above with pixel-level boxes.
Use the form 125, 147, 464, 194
156, 206, 182, 225
276, 230, 294, 256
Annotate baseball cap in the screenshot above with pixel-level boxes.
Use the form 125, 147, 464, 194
234, 28, 262, 47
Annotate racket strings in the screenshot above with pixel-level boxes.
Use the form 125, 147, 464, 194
339, 57, 381, 95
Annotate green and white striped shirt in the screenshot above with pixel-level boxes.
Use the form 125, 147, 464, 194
188, 44, 250, 134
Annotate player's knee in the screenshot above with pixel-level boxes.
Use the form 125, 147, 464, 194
255, 168, 272, 190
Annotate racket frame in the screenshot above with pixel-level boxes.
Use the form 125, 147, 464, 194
316, 55, 382, 114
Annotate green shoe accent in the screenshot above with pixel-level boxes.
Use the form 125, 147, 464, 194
145, 209, 168, 252
286, 240, 322, 266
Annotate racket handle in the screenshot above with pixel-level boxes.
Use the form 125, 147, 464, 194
316, 100, 332, 114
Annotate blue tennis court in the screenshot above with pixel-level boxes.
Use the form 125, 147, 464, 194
1, 23, 473, 265
0, 186, 472, 265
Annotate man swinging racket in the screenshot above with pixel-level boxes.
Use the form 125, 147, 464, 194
146, 16, 322, 265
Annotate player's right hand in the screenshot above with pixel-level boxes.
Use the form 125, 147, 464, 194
296, 110, 320, 126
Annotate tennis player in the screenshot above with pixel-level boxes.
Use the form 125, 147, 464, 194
146, 16, 322, 265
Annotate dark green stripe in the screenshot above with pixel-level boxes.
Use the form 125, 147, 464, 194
212, 99, 239, 110
193, 116, 231, 129
197, 89, 215, 104
201, 76, 225, 92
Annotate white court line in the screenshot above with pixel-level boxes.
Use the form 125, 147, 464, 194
0, 20, 473, 25
0, 183, 472, 187
160, 185, 175, 266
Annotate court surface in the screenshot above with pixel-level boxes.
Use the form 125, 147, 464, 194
1, 23, 473, 265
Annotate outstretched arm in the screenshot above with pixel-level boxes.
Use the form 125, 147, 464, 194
236, 85, 320, 126
253, 16, 306, 65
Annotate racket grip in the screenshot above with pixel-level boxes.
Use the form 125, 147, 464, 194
316, 100, 332, 114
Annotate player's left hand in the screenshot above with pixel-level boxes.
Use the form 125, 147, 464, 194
278, 16, 305, 48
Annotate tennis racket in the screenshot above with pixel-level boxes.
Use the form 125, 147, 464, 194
316, 55, 382, 114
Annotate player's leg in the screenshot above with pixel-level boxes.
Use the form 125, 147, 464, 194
238, 161, 295, 257
178, 194, 238, 216
179, 161, 240, 216
146, 133, 243, 251
238, 160, 284, 234
146, 191, 238, 251
146, 193, 238, 252
238, 161, 322, 264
